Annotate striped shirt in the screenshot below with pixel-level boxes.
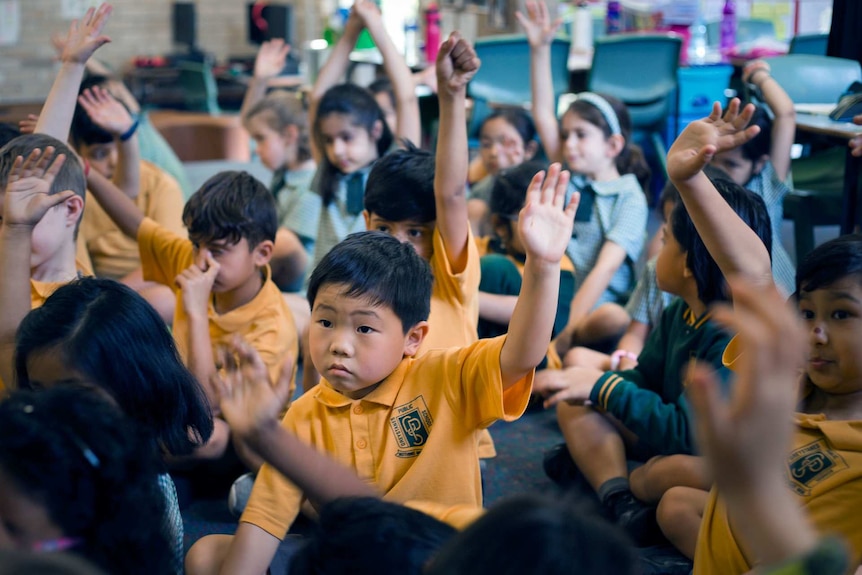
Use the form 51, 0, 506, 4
158, 473, 184, 574
270, 166, 321, 259
745, 161, 795, 295
310, 167, 372, 273
625, 256, 676, 327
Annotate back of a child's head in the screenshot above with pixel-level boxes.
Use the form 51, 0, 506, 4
426, 494, 638, 575
739, 105, 772, 161
671, 176, 772, 306
796, 234, 862, 295
291, 497, 456, 575
0, 387, 172, 574
364, 143, 435, 223
184, 170, 277, 248
243, 90, 312, 164
0, 134, 85, 200
70, 74, 119, 149
566, 93, 651, 191
489, 160, 549, 218
14, 277, 213, 457
307, 231, 432, 332
481, 107, 538, 147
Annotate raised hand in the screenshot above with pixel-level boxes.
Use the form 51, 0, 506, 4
18, 114, 38, 135
667, 99, 761, 182
2, 148, 72, 229
351, 0, 382, 27
518, 163, 578, 265
213, 336, 294, 439
58, 3, 113, 65
175, 250, 220, 318
515, 0, 562, 48
253, 39, 291, 79
436, 31, 481, 96
78, 86, 134, 137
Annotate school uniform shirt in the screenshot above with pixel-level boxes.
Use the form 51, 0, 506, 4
270, 166, 321, 261
589, 298, 732, 455
310, 167, 371, 273
137, 218, 298, 393
624, 256, 676, 328
240, 335, 533, 539
693, 415, 862, 574
29, 259, 91, 309
565, 174, 648, 307
745, 161, 795, 296
468, 174, 495, 203
81, 161, 186, 279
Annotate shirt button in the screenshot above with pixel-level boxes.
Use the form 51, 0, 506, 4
353, 405, 364, 415
356, 439, 367, 449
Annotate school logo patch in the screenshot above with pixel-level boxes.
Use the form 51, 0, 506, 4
390, 396, 433, 458
787, 439, 848, 496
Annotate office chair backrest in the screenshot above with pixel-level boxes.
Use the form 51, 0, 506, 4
788, 33, 829, 56
706, 18, 776, 47
177, 61, 221, 114
763, 54, 861, 104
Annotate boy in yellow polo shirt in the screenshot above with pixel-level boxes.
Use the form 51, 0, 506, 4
184, 147, 579, 573
84, 166, 297, 467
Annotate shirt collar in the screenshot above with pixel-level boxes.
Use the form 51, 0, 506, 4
571, 173, 639, 197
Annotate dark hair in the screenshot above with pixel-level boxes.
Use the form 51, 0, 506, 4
0, 122, 21, 148
564, 93, 651, 192
480, 107, 538, 148
426, 494, 638, 575
0, 387, 173, 574
364, 143, 436, 223
368, 77, 395, 110
796, 234, 862, 295
313, 83, 394, 206
291, 497, 456, 575
70, 74, 126, 149
739, 105, 772, 162
244, 90, 312, 164
0, 134, 85, 200
670, 177, 772, 306
183, 171, 277, 248
489, 160, 549, 218
15, 278, 213, 457
307, 231, 432, 332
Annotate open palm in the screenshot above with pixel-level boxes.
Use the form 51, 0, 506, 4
254, 39, 290, 79
60, 3, 112, 64
518, 163, 578, 265
3, 148, 72, 228
515, 0, 561, 47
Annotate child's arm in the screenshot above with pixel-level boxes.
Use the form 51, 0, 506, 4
77, 86, 140, 199
516, 0, 563, 163
667, 99, 773, 285
500, 164, 578, 388
851, 114, 862, 157
0, 149, 74, 388
743, 60, 796, 182
84, 168, 144, 239
433, 32, 480, 273
240, 39, 291, 122
354, 1, 420, 146
35, 4, 112, 142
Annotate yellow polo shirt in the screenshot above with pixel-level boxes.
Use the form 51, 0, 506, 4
241, 335, 532, 539
81, 161, 186, 279
137, 218, 297, 394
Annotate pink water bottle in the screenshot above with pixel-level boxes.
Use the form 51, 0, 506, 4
424, 4, 441, 64
720, 0, 737, 56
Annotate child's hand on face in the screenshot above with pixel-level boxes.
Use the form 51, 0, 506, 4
58, 3, 112, 65
517, 162, 578, 266
213, 336, 294, 440
1, 148, 73, 230
253, 39, 291, 80
667, 99, 761, 183
175, 250, 220, 318
515, 0, 562, 48
533, 365, 604, 408
78, 86, 134, 138
435, 32, 481, 96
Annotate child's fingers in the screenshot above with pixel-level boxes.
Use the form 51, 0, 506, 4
707, 101, 723, 122
564, 190, 580, 219
6, 155, 24, 182
525, 169, 546, 207
553, 169, 571, 208
540, 162, 561, 204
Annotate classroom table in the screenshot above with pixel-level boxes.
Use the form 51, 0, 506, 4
794, 110, 862, 234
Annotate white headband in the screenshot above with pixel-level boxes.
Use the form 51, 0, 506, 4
575, 92, 622, 136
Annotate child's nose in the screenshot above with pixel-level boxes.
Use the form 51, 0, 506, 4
810, 323, 828, 344
329, 332, 353, 356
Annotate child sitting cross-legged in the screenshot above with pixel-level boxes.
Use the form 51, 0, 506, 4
184, 160, 579, 574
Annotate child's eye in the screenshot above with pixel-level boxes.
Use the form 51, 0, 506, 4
357, 325, 374, 334
407, 229, 424, 238
376, 225, 390, 234
318, 319, 332, 328
832, 310, 850, 320
800, 309, 815, 320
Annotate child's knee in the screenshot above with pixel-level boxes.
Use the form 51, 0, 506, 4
555, 401, 592, 428
185, 534, 234, 575
656, 486, 699, 532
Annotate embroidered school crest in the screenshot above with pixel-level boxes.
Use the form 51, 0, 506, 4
787, 438, 849, 496
390, 396, 433, 458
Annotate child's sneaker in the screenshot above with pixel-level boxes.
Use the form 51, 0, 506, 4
542, 443, 580, 486
604, 490, 661, 547
227, 472, 256, 517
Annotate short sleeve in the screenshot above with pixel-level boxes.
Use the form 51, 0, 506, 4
137, 217, 194, 286
142, 162, 187, 238
603, 184, 648, 264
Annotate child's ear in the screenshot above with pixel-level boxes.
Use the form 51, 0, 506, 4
752, 154, 768, 176
370, 119, 384, 142
362, 209, 371, 230
63, 193, 84, 229
606, 134, 625, 157
403, 321, 429, 357
524, 140, 539, 160
491, 215, 509, 241
253, 239, 275, 266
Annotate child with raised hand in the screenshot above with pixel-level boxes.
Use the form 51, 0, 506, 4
709, 59, 796, 294
519, 0, 650, 355
308, 0, 420, 271
185, 162, 578, 575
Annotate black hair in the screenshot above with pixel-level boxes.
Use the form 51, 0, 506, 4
70, 74, 127, 149
796, 233, 862, 295
739, 105, 772, 162
426, 494, 638, 575
670, 176, 772, 306
291, 497, 456, 575
183, 170, 278, 248
15, 278, 213, 457
0, 387, 173, 574
307, 231, 432, 332
564, 93, 651, 192
313, 83, 394, 207
243, 90, 313, 164
0, 122, 21, 148
364, 143, 436, 223
0, 134, 85, 200
489, 160, 549, 218
480, 107, 538, 148
658, 163, 731, 219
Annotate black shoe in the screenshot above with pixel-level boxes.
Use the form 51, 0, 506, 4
542, 443, 580, 486
605, 490, 662, 547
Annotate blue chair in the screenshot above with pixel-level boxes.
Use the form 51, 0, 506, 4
177, 61, 221, 114
706, 18, 776, 47
789, 33, 829, 56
